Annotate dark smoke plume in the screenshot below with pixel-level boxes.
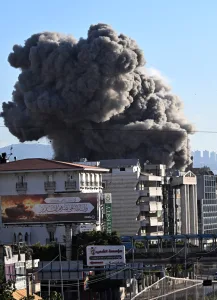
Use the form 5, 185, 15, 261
1, 24, 194, 169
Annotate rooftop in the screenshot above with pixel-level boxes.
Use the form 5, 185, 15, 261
0, 158, 109, 173
100, 158, 140, 168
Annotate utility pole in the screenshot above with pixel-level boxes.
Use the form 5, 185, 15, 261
25, 260, 30, 298
184, 238, 187, 278
48, 280, 51, 300
77, 248, 80, 300
59, 244, 64, 300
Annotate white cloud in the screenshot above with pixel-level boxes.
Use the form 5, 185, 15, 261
146, 67, 172, 85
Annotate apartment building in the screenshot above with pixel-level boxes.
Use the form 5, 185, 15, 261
169, 170, 198, 235
100, 159, 141, 236
192, 168, 217, 234
137, 164, 165, 236
0, 158, 108, 245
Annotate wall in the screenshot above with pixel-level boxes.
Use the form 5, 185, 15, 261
0, 226, 66, 245
103, 166, 140, 236
0, 170, 103, 195
0, 171, 80, 195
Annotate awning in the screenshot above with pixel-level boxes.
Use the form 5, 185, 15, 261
12, 289, 42, 300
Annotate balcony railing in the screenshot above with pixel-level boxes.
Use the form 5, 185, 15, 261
44, 181, 56, 190
65, 180, 77, 190
16, 182, 27, 192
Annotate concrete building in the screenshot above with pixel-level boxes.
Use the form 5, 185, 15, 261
100, 159, 141, 236
169, 170, 198, 235
191, 168, 217, 234
4, 245, 41, 299
137, 164, 165, 236
0, 158, 108, 246
79, 159, 199, 237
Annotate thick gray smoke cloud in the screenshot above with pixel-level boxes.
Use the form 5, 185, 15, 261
1, 24, 194, 169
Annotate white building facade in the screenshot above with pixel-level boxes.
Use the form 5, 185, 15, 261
0, 158, 108, 246
170, 171, 198, 235
137, 164, 166, 236
100, 159, 141, 236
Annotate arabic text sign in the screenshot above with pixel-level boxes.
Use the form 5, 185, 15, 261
86, 245, 125, 266
1, 193, 99, 224
33, 202, 94, 214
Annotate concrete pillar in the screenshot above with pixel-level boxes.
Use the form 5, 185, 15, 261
180, 185, 189, 234
194, 185, 198, 234
189, 185, 197, 234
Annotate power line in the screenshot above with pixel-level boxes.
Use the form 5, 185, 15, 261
0, 125, 216, 134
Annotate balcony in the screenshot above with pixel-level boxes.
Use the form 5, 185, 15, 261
140, 217, 163, 227
44, 181, 56, 191
16, 182, 27, 193
139, 187, 162, 197
65, 180, 77, 190
140, 174, 162, 182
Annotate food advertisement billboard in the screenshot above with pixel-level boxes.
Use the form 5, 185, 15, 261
86, 245, 125, 267
1, 193, 99, 224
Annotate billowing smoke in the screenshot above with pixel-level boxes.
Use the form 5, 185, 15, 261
1, 24, 194, 169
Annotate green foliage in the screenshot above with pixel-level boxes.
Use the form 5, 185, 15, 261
134, 241, 144, 249
0, 281, 16, 300
49, 291, 62, 300
20, 296, 35, 300
30, 243, 65, 261
74, 231, 121, 260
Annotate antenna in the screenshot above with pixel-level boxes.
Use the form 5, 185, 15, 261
7, 146, 13, 160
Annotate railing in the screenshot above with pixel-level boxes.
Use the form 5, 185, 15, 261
44, 181, 56, 190
129, 276, 203, 300
16, 182, 27, 191
65, 180, 77, 190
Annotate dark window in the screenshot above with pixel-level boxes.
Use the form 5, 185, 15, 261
120, 168, 125, 171
25, 233, 28, 243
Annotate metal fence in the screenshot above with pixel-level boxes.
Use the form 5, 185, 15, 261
127, 276, 217, 300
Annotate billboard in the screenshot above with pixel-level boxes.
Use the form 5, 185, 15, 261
1, 193, 99, 224
86, 245, 125, 267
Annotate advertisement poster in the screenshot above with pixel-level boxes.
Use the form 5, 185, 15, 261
1, 193, 99, 224
86, 245, 125, 267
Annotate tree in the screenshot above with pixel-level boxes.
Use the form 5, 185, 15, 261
0, 281, 16, 300
50, 291, 62, 300
73, 231, 121, 260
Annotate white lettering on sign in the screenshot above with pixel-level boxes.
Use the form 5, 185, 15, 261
44, 197, 81, 204
33, 203, 94, 214
86, 245, 125, 266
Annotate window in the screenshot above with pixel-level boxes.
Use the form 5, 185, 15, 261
120, 167, 125, 171
18, 233, 23, 242
102, 181, 107, 189
67, 174, 74, 181
49, 232, 55, 242
47, 174, 54, 182
25, 233, 29, 243
18, 175, 24, 183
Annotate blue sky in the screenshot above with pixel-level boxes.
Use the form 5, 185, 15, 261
0, 0, 217, 151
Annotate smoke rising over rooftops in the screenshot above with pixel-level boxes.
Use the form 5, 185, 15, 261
1, 24, 194, 169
